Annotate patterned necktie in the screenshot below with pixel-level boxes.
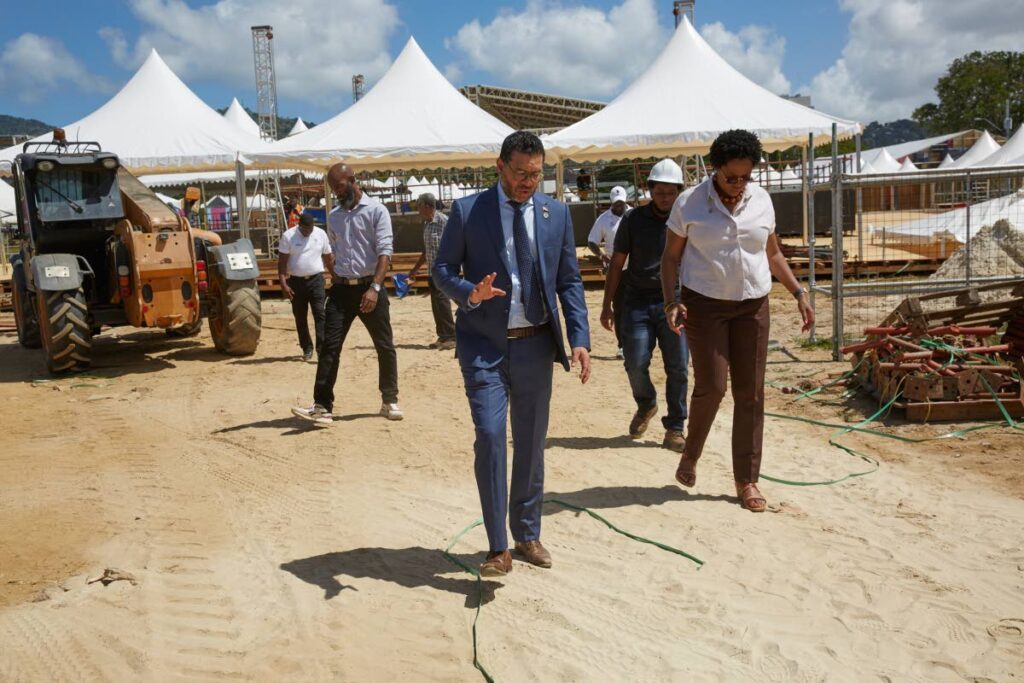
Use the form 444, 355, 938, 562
509, 200, 544, 324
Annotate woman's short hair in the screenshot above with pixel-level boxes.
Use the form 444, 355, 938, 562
709, 129, 762, 168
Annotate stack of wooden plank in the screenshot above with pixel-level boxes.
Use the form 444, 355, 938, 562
842, 281, 1024, 422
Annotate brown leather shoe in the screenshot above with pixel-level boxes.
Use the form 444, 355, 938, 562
479, 550, 512, 577
662, 429, 686, 453
629, 404, 658, 438
514, 540, 552, 568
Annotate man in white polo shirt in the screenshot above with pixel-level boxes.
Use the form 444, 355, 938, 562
588, 185, 630, 356
278, 213, 333, 361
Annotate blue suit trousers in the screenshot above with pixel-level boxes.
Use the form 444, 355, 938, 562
461, 333, 556, 552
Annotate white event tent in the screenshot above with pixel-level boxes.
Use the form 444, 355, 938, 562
248, 37, 513, 171
949, 131, 1001, 168
0, 50, 268, 174
886, 189, 1024, 243
223, 98, 263, 139
287, 118, 309, 137
972, 127, 1024, 167
543, 16, 860, 162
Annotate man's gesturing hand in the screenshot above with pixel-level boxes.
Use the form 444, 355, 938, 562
468, 272, 507, 305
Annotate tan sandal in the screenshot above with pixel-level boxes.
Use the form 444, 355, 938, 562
736, 482, 766, 512
675, 452, 697, 488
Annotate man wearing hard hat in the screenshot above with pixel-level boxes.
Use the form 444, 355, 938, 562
588, 185, 630, 357
600, 159, 689, 452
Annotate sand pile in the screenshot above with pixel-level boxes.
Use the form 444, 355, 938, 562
930, 219, 1024, 280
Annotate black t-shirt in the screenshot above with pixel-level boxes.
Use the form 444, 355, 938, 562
612, 203, 669, 293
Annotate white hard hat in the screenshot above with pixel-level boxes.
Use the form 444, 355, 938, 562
648, 158, 684, 186
609, 186, 628, 204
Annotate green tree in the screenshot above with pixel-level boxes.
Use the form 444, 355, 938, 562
913, 51, 1024, 136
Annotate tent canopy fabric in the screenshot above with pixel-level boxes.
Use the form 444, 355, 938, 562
949, 130, 1002, 168
287, 118, 309, 137
0, 50, 268, 173
938, 153, 956, 169
543, 16, 860, 162
224, 98, 263, 139
898, 158, 919, 172
246, 37, 514, 171
887, 189, 1024, 243
854, 130, 970, 168
972, 126, 1024, 167
0, 179, 15, 221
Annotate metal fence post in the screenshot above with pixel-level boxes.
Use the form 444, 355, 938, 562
830, 123, 843, 360
235, 160, 249, 239
807, 134, 816, 343
965, 170, 972, 285
855, 133, 863, 261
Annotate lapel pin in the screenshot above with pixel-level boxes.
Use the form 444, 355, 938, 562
542, 205, 550, 219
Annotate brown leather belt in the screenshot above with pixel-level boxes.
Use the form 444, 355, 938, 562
507, 323, 548, 339
333, 276, 374, 286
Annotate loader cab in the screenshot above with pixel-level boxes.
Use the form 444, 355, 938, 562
14, 139, 125, 307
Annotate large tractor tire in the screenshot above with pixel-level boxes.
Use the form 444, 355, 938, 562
166, 319, 204, 338
37, 287, 92, 373
208, 277, 261, 356
12, 279, 41, 348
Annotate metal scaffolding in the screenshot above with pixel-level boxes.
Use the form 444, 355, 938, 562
459, 85, 604, 132
352, 74, 365, 103
251, 25, 279, 141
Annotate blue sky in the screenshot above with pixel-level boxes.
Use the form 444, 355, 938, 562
0, 0, 1020, 127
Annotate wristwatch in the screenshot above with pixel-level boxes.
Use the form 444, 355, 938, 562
792, 286, 808, 299
370, 282, 382, 293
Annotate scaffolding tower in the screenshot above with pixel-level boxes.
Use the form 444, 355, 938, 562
352, 74, 365, 103
250, 24, 285, 255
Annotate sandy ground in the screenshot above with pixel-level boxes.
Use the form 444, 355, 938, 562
1, 287, 1023, 682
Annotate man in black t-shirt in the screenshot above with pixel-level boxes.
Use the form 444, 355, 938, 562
600, 159, 689, 452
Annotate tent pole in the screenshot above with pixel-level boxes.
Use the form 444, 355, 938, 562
807, 133, 816, 343
235, 160, 249, 240
555, 159, 564, 201
801, 144, 808, 246
324, 174, 332, 216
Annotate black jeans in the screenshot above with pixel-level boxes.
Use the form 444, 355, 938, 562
313, 283, 398, 412
288, 274, 326, 354
428, 277, 456, 342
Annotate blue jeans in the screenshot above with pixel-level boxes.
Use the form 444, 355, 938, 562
621, 289, 689, 431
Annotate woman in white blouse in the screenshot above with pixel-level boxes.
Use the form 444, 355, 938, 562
660, 130, 813, 512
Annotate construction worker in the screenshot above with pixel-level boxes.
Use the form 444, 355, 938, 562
600, 159, 688, 452
278, 213, 332, 361
588, 185, 630, 357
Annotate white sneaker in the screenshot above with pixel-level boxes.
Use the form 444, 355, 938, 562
292, 404, 333, 426
380, 402, 404, 421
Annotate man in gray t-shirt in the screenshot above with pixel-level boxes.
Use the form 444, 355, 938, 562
292, 163, 403, 426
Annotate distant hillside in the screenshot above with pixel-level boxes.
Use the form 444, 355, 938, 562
214, 104, 315, 139
0, 114, 55, 136
861, 119, 926, 148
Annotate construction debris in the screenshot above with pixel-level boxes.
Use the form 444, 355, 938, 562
842, 281, 1024, 422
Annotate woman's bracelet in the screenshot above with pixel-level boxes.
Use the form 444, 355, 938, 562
663, 301, 679, 313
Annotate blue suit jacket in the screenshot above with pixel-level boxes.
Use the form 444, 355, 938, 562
431, 186, 591, 370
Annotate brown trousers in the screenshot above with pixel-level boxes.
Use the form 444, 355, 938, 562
681, 287, 770, 483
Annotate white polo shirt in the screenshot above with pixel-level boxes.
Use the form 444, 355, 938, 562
279, 226, 331, 277
587, 208, 626, 253
667, 177, 775, 301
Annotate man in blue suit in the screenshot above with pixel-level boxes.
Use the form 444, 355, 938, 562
433, 131, 591, 578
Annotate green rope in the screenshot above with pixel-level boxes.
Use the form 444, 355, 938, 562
442, 500, 704, 681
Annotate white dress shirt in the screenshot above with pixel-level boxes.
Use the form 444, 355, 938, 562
667, 177, 776, 301
496, 182, 549, 329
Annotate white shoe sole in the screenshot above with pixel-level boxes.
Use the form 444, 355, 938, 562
292, 407, 333, 425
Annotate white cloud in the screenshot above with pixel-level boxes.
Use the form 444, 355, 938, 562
0, 33, 113, 104
803, 0, 1024, 122
699, 22, 791, 95
447, 0, 668, 100
101, 0, 401, 111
